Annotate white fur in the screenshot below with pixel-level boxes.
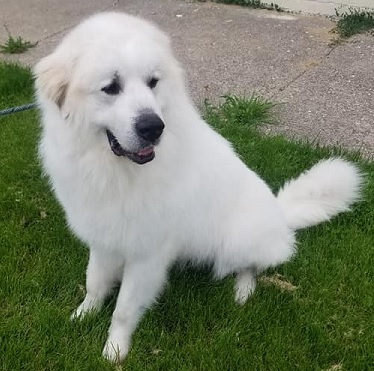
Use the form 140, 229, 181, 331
277, 158, 362, 230
34, 12, 362, 363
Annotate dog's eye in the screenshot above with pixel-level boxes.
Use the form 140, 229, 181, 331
147, 77, 159, 89
101, 80, 121, 95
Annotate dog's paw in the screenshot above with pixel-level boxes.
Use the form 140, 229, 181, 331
70, 303, 88, 321
234, 271, 256, 305
70, 296, 102, 320
102, 338, 129, 363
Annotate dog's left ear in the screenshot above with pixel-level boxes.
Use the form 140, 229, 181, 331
34, 52, 72, 108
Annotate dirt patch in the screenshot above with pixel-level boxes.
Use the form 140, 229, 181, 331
305, 25, 336, 44
301, 59, 320, 70
325, 363, 343, 371
259, 273, 298, 292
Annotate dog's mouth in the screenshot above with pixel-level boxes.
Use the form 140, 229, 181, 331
106, 130, 155, 165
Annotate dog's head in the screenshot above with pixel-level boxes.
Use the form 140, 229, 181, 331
34, 12, 184, 165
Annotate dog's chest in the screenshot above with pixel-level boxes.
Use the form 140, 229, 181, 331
43, 147, 182, 254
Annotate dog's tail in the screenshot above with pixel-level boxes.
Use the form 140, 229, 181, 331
277, 158, 363, 230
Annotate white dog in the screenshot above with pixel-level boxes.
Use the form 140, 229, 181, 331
34, 12, 362, 363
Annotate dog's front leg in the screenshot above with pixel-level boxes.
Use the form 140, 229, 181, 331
71, 249, 124, 320
102, 256, 169, 363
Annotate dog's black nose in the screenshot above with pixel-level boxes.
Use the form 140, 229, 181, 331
135, 113, 165, 143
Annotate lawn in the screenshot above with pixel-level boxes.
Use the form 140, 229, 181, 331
1, 63, 373, 371
336, 8, 374, 39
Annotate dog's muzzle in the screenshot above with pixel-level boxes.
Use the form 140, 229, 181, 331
135, 113, 164, 144
106, 113, 164, 165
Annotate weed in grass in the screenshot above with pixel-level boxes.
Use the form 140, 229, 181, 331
0, 25, 37, 54
0, 35, 37, 54
335, 8, 374, 38
1, 63, 373, 370
204, 94, 276, 127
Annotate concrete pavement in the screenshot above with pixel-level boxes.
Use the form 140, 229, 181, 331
274, 0, 374, 16
0, 0, 373, 158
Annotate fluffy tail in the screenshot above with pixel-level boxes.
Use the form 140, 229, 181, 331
277, 158, 363, 230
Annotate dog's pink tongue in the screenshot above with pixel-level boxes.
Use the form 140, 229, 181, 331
137, 147, 154, 156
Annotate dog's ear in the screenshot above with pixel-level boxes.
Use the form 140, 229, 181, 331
34, 52, 71, 108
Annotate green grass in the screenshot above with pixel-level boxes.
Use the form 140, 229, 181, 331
205, 94, 276, 127
336, 8, 374, 38
1, 63, 373, 371
199, 0, 282, 12
0, 63, 35, 107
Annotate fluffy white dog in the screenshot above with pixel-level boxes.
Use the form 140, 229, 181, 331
34, 12, 362, 362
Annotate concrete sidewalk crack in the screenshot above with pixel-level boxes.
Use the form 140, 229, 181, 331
270, 42, 342, 100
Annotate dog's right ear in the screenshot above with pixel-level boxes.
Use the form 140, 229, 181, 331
34, 52, 71, 108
